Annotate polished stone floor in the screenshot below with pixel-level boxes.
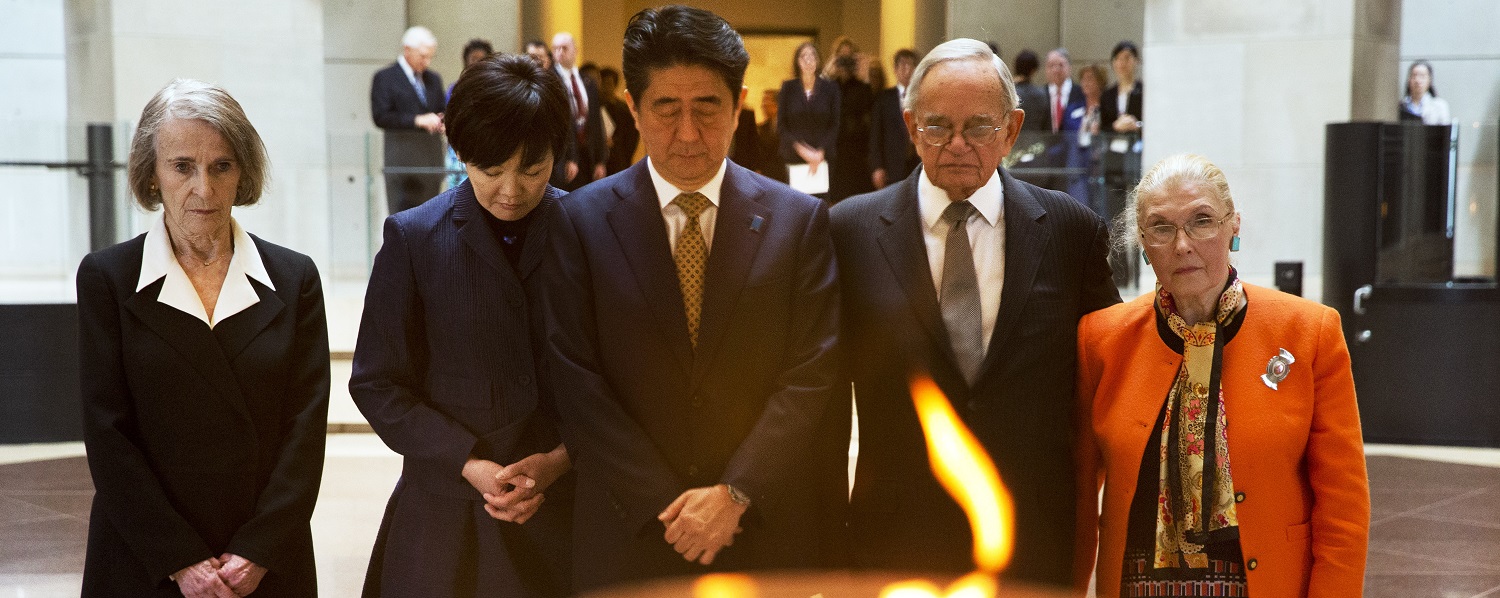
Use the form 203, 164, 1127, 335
0, 437, 1496, 597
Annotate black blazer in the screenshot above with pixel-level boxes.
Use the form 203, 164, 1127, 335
558, 69, 610, 175
544, 160, 845, 590
1015, 82, 1051, 132
371, 62, 446, 168
350, 182, 570, 597
604, 96, 638, 175
776, 78, 841, 163
77, 233, 329, 597
867, 86, 919, 181
829, 168, 1119, 587
1100, 82, 1143, 133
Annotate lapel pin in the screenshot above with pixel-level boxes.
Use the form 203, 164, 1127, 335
749, 215, 764, 233
1261, 348, 1295, 390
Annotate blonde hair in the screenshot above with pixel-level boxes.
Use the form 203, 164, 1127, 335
127, 79, 269, 211
1113, 153, 1235, 251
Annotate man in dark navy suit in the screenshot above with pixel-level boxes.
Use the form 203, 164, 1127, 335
371, 26, 446, 214
868, 48, 920, 190
830, 39, 1118, 591
545, 5, 843, 592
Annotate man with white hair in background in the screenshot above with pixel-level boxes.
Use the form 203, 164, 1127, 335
371, 26, 446, 214
551, 32, 609, 190
830, 38, 1118, 591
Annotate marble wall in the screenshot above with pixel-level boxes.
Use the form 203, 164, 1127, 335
1140, 0, 1404, 299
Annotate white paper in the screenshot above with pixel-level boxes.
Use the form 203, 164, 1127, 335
787, 163, 830, 195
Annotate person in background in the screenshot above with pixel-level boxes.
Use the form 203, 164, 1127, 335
730, 95, 763, 173
822, 35, 859, 79
599, 67, 639, 175
545, 5, 843, 590
1400, 60, 1451, 125
777, 41, 840, 197
1013, 49, 1050, 133
351, 54, 575, 598
1100, 41, 1143, 135
551, 32, 609, 189
524, 40, 553, 70
828, 54, 875, 203
1077, 153, 1369, 597
1063, 62, 1107, 215
372, 26, 446, 214
756, 89, 790, 183
831, 38, 1118, 590
869, 48, 920, 190
78, 78, 329, 598
445, 39, 495, 189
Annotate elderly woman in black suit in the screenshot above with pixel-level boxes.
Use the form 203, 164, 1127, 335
349, 53, 574, 598
76, 79, 330, 597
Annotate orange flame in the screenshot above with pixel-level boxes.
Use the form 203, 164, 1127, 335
910, 376, 1015, 574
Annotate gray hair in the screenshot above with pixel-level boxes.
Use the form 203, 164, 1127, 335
127, 79, 269, 211
1111, 153, 1237, 252
402, 26, 436, 49
904, 38, 1020, 114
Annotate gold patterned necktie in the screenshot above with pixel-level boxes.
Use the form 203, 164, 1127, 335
673, 192, 711, 347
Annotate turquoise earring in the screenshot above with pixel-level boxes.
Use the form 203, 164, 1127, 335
1142, 251, 1151, 265
1230, 235, 1241, 252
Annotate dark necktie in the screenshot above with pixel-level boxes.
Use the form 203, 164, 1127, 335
1052, 85, 1063, 133
570, 72, 588, 145
673, 192, 711, 347
940, 201, 984, 384
411, 72, 426, 104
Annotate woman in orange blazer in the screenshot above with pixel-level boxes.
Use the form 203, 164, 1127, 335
1075, 154, 1369, 597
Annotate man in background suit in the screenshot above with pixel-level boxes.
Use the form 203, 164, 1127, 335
599, 67, 639, 175
1038, 48, 1084, 191
371, 26, 446, 214
830, 39, 1119, 589
552, 32, 609, 190
545, 5, 843, 591
869, 48, 920, 190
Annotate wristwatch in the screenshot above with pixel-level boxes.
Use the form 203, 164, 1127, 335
724, 483, 752, 507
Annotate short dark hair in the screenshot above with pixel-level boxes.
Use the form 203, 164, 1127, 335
1013, 49, 1039, 79
894, 48, 918, 67
622, 5, 749, 107
600, 66, 621, 88
1111, 40, 1139, 61
463, 39, 494, 62
444, 53, 571, 170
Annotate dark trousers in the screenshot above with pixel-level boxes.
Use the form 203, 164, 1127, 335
385, 173, 443, 215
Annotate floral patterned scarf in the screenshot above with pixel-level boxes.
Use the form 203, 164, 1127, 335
1152, 271, 1246, 569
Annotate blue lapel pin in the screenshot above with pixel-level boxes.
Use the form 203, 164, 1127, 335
749, 215, 764, 233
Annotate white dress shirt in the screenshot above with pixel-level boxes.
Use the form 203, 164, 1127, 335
919, 169, 1005, 349
397, 54, 426, 98
137, 215, 273, 329
557, 65, 590, 117
649, 157, 727, 254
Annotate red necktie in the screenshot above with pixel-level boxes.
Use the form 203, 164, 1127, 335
570, 72, 587, 144
1052, 85, 1063, 133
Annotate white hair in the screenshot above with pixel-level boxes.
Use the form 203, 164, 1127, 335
402, 26, 436, 49
904, 38, 1020, 114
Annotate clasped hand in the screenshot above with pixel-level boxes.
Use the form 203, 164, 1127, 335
462, 444, 570, 523
172, 553, 265, 598
658, 484, 747, 566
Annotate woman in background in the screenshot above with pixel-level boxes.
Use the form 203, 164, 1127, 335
777, 41, 840, 198
1076, 154, 1369, 597
78, 79, 329, 598
1400, 60, 1451, 125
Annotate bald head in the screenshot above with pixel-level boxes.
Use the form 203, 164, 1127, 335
551, 32, 577, 69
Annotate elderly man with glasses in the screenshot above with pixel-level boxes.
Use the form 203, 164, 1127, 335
829, 38, 1120, 591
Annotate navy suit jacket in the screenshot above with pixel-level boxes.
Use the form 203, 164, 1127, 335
545, 160, 844, 590
830, 168, 1119, 587
350, 182, 571, 596
867, 86, 919, 182
77, 234, 328, 596
370, 62, 446, 168
777, 78, 841, 163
